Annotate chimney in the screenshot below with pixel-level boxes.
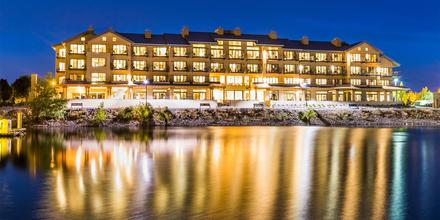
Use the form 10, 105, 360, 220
300, 36, 309, 45
331, 38, 342, 47
144, 29, 152, 39
232, 27, 241, 36
181, 26, 189, 38
268, 31, 277, 40
87, 25, 94, 33
215, 27, 224, 35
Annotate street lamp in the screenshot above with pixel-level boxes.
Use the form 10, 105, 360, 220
300, 82, 309, 107
143, 79, 150, 105
393, 78, 399, 86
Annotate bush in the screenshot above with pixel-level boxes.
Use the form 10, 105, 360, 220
116, 107, 136, 122
298, 108, 317, 125
132, 104, 153, 125
155, 107, 173, 125
92, 103, 107, 126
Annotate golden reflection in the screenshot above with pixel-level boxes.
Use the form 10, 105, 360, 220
0, 127, 399, 219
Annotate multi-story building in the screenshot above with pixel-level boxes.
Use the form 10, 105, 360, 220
53, 26, 403, 103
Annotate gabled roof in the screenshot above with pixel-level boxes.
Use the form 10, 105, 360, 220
346, 41, 383, 54
283, 40, 352, 51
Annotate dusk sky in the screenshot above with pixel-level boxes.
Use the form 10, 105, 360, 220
0, 0, 439, 90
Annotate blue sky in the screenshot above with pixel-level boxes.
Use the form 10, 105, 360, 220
0, 0, 439, 90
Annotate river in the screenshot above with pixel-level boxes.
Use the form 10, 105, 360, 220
1, 127, 439, 219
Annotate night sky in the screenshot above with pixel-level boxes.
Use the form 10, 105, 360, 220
0, 0, 439, 90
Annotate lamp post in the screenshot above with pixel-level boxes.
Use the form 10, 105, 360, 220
143, 79, 150, 105
393, 78, 398, 87
300, 82, 309, 108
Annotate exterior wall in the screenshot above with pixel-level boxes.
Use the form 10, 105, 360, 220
53, 29, 403, 104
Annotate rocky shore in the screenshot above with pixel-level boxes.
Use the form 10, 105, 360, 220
30, 107, 440, 128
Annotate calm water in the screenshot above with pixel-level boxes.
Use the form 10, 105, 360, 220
1, 127, 440, 219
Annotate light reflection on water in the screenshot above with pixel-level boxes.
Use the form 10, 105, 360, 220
1, 127, 440, 219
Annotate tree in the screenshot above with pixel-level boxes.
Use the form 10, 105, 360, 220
11, 75, 31, 101
30, 74, 66, 121
418, 87, 433, 101
0, 79, 12, 102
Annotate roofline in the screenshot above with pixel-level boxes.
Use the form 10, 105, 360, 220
346, 41, 384, 54
382, 55, 400, 67
88, 31, 134, 43
52, 30, 95, 48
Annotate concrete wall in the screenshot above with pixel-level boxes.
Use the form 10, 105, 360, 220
67, 99, 218, 109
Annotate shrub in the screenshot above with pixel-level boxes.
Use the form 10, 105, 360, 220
298, 108, 317, 125
92, 103, 107, 126
116, 107, 135, 122
132, 104, 153, 125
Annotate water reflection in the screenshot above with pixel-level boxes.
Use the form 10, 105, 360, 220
1, 127, 440, 219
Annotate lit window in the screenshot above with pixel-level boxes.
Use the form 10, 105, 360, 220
173, 89, 187, 99
193, 62, 206, 71
58, 48, 66, 57
91, 73, 106, 82
92, 58, 106, 67
283, 51, 294, 60
298, 52, 310, 61
267, 47, 279, 59
331, 53, 343, 62
227, 76, 243, 85
316, 91, 327, 101
211, 63, 224, 72
112, 60, 127, 69
366, 79, 377, 86
193, 76, 206, 83
376, 67, 390, 76
133, 46, 147, 56
102, 37, 107, 41
350, 66, 361, 74
132, 75, 147, 82
298, 65, 311, 74
69, 44, 85, 54
351, 53, 361, 62
173, 61, 187, 71
316, 66, 327, 74
69, 59, 85, 69
58, 62, 65, 71
365, 54, 377, 62
316, 79, 327, 85
153, 47, 168, 57
246, 47, 259, 59
92, 44, 106, 53
112, 45, 127, 54
153, 62, 167, 71
229, 63, 242, 73
173, 75, 187, 83
229, 41, 241, 46
81, 37, 85, 41
193, 89, 206, 100
229, 46, 242, 59
351, 79, 361, 85
153, 75, 167, 82
315, 53, 327, 61
211, 45, 224, 58
112, 37, 117, 42
267, 64, 279, 73
173, 47, 188, 57
284, 64, 295, 73
247, 64, 259, 73
113, 74, 127, 82
330, 66, 342, 74
192, 44, 207, 57
133, 61, 146, 70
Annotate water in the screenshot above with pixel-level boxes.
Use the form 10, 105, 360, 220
1, 127, 440, 219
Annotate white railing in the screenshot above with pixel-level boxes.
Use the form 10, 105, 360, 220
67, 99, 218, 109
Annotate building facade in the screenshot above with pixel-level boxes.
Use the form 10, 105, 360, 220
53, 27, 403, 103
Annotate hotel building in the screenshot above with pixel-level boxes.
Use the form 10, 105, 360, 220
53, 26, 403, 103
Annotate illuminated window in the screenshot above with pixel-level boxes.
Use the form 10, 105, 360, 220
284, 78, 299, 84
350, 66, 361, 74
366, 79, 377, 86
153, 75, 167, 82
133, 61, 146, 70
316, 91, 327, 101
284, 64, 295, 73
211, 63, 224, 72
173, 89, 187, 99
153, 90, 167, 99
193, 76, 206, 83
58, 62, 65, 71
211, 45, 224, 58
92, 44, 106, 53
351, 53, 361, 62
331, 53, 343, 62
193, 89, 206, 100
228, 41, 241, 46
227, 76, 243, 85
112, 60, 127, 69
376, 67, 390, 76
153, 47, 168, 57
173, 47, 188, 57
58, 48, 66, 57
316, 79, 327, 85
69, 44, 85, 54
133, 46, 147, 56
173, 61, 187, 71
69, 59, 85, 69
92, 58, 106, 67
112, 37, 117, 42
365, 54, 377, 62
69, 74, 84, 81
381, 80, 390, 86
193, 62, 206, 71
246, 47, 259, 59
263, 77, 278, 84
267, 64, 279, 73
192, 44, 207, 57
112, 45, 127, 55
298, 65, 311, 74
113, 74, 127, 82
102, 36, 107, 41
354, 91, 362, 102
316, 66, 327, 74
229, 46, 242, 59
330, 66, 342, 74
351, 79, 361, 85
229, 63, 242, 73
315, 53, 327, 61
298, 52, 310, 61
247, 64, 259, 73
283, 51, 294, 60
226, 90, 243, 100
246, 42, 255, 46
132, 75, 147, 82
267, 47, 279, 59
173, 75, 187, 82
153, 62, 167, 71
366, 92, 378, 101
91, 73, 106, 82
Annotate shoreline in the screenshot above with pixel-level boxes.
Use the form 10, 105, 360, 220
27, 108, 440, 129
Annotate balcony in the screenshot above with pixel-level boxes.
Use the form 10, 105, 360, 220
112, 51, 128, 55
193, 68, 208, 72
173, 67, 188, 72
112, 66, 127, 70
69, 66, 86, 70
132, 66, 148, 71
